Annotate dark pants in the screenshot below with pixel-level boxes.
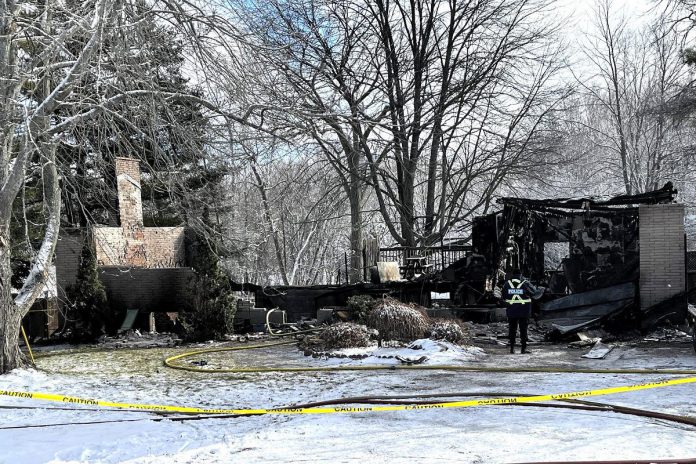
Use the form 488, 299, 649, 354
508, 317, 528, 350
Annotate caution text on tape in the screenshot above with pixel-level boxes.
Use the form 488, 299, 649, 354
1, 376, 694, 416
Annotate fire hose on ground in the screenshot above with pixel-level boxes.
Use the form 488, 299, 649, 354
163, 308, 696, 375
9, 311, 695, 463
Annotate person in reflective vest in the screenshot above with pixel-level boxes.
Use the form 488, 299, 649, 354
501, 273, 544, 354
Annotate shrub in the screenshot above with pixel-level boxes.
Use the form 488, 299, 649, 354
346, 295, 376, 323
320, 322, 372, 349
429, 319, 469, 344
65, 236, 113, 341
178, 227, 236, 342
368, 298, 429, 342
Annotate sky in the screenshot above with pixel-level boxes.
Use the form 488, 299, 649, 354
550, 0, 669, 84
558, 0, 656, 34
558, 0, 664, 54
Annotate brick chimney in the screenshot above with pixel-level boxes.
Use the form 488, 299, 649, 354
115, 157, 144, 229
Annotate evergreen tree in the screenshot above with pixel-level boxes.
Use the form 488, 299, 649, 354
178, 210, 236, 341
65, 235, 112, 341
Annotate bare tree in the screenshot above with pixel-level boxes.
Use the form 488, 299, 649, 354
229, 0, 386, 283
580, 0, 689, 194
0, 0, 253, 374
221, 132, 347, 286
354, 0, 564, 246
229, 0, 565, 259
0, 0, 115, 373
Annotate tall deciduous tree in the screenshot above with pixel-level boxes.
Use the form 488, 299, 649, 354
1, 0, 112, 373
362, 0, 564, 246
579, 0, 690, 195
231, 0, 565, 252
0, 0, 251, 374
233, 0, 382, 282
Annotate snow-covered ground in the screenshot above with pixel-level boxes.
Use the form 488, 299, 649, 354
1, 341, 696, 463
308, 338, 485, 365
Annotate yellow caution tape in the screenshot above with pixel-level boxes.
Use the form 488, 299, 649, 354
1, 375, 695, 416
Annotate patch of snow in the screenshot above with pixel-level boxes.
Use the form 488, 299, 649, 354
19, 2, 39, 14
321, 339, 485, 365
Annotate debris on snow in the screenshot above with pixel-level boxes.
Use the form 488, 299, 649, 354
642, 326, 693, 343
465, 321, 545, 345
395, 355, 427, 364
581, 340, 615, 359
95, 330, 181, 349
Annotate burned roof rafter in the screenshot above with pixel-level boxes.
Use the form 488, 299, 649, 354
497, 182, 677, 211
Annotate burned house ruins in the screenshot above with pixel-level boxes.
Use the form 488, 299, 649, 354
462, 183, 688, 334
54, 158, 195, 333
252, 184, 690, 338
35, 168, 691, 339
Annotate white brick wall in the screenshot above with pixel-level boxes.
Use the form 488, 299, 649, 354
93, 158, 186, 269
639, 204, 686, 310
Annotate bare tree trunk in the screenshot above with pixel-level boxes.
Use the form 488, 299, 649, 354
347, 129, 364, 283
400, 165, 417, 247
0, 224, 23, 372
250, 161, 290, 285
348, 180, 363, 283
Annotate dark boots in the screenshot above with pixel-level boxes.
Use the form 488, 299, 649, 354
510, 341, 531, 354
521, 342, 530, 354
509, 317, 532, 354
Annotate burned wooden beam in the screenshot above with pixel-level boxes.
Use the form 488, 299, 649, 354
497, 182, 677, 210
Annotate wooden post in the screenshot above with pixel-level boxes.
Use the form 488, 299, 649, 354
440, 236, 445, 270
149, 312, 156, 333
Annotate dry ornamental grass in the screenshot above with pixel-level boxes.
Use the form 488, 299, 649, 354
319, 322, 372, 349
368, 298, 430, 342
429, 319, 469, 344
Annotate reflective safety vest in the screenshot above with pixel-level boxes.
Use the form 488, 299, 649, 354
505, 279, 532, 305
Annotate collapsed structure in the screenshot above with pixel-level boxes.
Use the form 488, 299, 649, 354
252, 184, 691, 337
55, 158, 195, 333
24, 160, 691, 339
465, 183, 688, 335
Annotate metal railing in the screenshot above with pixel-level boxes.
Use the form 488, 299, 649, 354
378, 244, 472, 275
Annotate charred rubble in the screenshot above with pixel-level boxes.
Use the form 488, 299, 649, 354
455, 182, 690, 337
247, 183, 692, 341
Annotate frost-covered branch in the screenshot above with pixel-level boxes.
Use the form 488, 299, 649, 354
13, 161, 60, 313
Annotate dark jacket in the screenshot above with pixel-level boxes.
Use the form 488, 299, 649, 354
502, 276, 542, 319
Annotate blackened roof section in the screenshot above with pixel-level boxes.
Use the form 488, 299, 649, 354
497, 182, 677, 210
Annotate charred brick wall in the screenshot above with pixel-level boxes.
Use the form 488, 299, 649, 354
55, 229, 86, 303
98, 267, 195, 312
639, 204, 686, 311
689, 251, 696, 304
